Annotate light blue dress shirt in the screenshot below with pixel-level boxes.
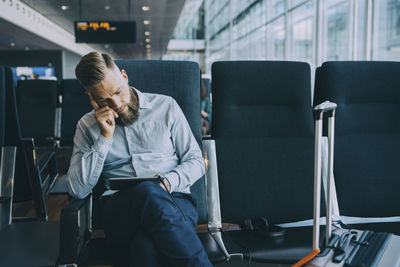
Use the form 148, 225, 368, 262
66, 88, 205, 199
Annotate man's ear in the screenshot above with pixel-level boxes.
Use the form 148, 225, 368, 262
121, 69, 129, 81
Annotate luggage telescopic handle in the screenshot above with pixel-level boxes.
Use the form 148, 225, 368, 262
314, 101, 337, 120
313, 101, 337, 252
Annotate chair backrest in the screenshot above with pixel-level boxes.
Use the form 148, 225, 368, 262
16, 80, 58, 140
313, 61, 400, 218
202, 78, 211, 97
211, 61, 315, 224
0, 66, 5, 149
60, 79, 92, 146
113, 60, 207, 223
3, 67, 32, 202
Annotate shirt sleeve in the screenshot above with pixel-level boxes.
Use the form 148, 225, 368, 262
164, 99, 205, 192
66, 119, 113, 199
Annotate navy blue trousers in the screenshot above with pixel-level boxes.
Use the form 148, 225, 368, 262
102, 181, 212, 267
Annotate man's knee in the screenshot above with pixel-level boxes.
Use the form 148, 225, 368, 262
130, 230, 163, 266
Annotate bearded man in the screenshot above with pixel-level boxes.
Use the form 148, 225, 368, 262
66, 52, 212, 267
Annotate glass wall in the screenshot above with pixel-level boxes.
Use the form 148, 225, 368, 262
196, 0, 400, 73
167, 0, 400, 72
325, 1, 350, 60
163, 0, 205, 68
290, 1, 314, 64
375, 0, 400, 60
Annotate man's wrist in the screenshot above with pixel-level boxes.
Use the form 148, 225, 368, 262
164, 177, 171, 191
159, 176, 171, 192
93, 134, 113, 154
163, 172, 179, 192
101, 131, 113, 140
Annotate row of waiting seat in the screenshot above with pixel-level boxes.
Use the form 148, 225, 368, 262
1, 60, 399, 266
58, 60, 400, 266
16, 76, 213, 146
208, 61, 400, 264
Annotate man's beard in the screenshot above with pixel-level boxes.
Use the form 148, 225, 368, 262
116, 88, 139, 126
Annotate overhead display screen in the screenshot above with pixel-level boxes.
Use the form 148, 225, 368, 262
74, 21, 136, 43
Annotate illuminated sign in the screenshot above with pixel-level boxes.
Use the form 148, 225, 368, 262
74, 21, 136, 43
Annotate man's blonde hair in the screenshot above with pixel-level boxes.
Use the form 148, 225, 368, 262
75, 52, 117, 90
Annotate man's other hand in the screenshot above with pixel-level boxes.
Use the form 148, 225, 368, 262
156, 175, 171, 192
89, 92, 118, 140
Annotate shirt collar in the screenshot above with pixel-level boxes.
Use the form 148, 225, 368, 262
132, 87, 151, 110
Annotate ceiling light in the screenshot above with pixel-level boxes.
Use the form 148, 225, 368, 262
105, 44, 110, 49
144, 31, 151, 36
25, 47, 30, 51
104, 5, 111, 10
61, 5, 69, 10
145, 44, 151, 49
142, 6, 150, 11
145, 38, 151, 43
10, 42, 15, 47
143, 20, 150, 25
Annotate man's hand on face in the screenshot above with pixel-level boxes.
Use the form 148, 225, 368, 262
88, 92, 118, 140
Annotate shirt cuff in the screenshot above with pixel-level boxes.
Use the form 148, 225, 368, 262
92, 134, 113, 156
164, 171, 179, 192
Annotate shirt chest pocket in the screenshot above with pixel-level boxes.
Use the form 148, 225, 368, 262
132, 120, 173, 153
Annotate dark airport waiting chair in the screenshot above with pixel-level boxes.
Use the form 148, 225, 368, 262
60, 79, 92, 146
0, 66, 59, 267
0, 65, 11, 229
0, 66, 4, 150
3, 67, 58, 221
313, 61, 400, 234
204, 61, 323, 264
58, 60, 225, 266
16, 80, 58, 145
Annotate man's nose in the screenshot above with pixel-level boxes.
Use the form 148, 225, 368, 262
109, 96, 122, 109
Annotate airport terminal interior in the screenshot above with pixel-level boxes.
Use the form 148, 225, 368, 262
1, 0, 400, 266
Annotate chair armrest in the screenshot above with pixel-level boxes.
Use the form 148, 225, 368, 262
58, 195, 92, 265
0, 197, 12, 231
21, 138, 55, 170
202, 140, 244, 262
202, 139, 222, 230
21, 138, 59, 197
0, 146, 17, 230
